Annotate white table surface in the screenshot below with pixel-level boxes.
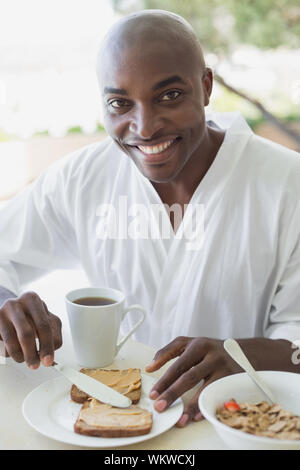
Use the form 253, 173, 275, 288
0, 269, 228, 450
0, 340, 228, 450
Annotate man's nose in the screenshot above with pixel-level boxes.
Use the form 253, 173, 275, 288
129, 105, 164, 139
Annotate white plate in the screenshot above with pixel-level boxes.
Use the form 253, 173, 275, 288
22, 374, 183, 448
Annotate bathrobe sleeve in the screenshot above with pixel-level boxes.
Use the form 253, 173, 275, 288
0, 155, 80, 296
265, 199, 300, 343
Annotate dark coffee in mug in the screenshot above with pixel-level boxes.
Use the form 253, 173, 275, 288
72, 296, 117, 306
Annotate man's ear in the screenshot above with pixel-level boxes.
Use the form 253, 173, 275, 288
202, 67, 213, 106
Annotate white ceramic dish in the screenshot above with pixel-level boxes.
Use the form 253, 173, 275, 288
199, 371, 300, 450
22, 373, 183, 448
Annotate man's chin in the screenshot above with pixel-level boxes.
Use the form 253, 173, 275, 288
114, 139, 187, 185
136, 161, 183, 184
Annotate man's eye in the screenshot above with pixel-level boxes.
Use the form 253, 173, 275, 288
160, 90, 181, 101
108, 99, 129, 109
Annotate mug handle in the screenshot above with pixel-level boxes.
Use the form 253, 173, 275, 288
115, 304, 146, 354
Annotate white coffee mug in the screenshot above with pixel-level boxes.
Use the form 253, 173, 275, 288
65, 287, 146, 367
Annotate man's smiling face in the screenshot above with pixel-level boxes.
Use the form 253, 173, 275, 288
98, 19, 212, 184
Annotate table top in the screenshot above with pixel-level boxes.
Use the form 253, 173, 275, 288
0, 335, 228, 450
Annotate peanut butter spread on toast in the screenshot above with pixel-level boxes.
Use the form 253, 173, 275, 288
84, 368, 141, 395
79, 399, 152, 428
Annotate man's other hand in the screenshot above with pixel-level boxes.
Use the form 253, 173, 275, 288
145, 336, 242, 427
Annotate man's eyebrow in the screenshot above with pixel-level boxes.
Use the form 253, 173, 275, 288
152, 75, 187, 91
103, 75, 187, 96
103, 87, 128, 96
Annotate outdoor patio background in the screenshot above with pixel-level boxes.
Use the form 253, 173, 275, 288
0, 0, 299, 317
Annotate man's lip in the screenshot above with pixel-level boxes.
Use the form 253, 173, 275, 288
126, 136, 181, 147
130, 137, 180, 164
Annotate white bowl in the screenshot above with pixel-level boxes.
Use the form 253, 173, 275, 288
199, 371, 300, 450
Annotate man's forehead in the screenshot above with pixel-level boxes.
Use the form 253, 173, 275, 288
100, 49, 195, 96
104, 38, 188, 65
99, 39, 202, 91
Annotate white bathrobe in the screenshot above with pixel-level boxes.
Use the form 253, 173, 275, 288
1, 112, 300, 348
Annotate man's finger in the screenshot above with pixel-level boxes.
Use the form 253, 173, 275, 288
176, 374, 220, 427
43, 301, 63, 351
176, 388, 203, 427
22, 294, 54, 366
148, 347, 202, 399
145, 336, 189, 373
0, 316, 24, 363
9, 304, 40, 368
153, 359, 212, 412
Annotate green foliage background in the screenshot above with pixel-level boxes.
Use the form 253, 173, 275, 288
112, 0, 300, 54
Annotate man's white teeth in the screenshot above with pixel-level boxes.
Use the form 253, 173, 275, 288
138, 140, 174, 154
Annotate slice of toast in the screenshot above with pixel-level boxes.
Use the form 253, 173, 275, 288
70, 368, 142, 404
74, 399, 153, 437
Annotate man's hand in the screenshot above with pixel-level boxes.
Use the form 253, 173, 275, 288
145, 336, 299, 427
0, 291, 62, 369
145, 336, 242, 427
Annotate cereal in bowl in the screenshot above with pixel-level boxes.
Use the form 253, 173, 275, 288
216, 399, 300, 440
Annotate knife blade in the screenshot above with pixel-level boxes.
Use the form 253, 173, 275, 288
52, 362, 132, 408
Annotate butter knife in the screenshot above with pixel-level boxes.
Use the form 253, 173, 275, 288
52, 361, 132, 408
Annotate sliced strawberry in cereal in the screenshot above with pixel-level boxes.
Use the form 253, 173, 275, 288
224, 400, 241, 412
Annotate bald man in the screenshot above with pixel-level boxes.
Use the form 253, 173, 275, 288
0, 10, 300, 427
